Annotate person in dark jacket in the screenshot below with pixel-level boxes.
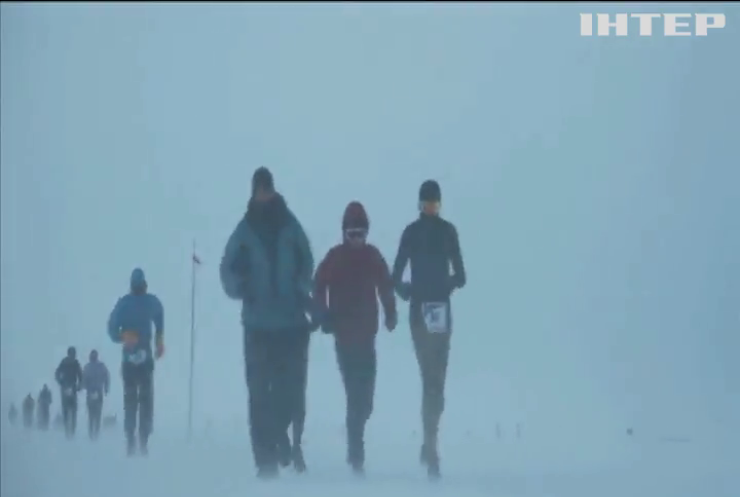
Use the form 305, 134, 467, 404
55, 347, 83, 438
8, 403, 18, 426
219, 167, 316, 479
314, 201, 397, 475
108, 268, 165, 456
37, 384, 52, 430
391, 180, 466, 479
82, 349, 111, 440
22, 394, 35, 429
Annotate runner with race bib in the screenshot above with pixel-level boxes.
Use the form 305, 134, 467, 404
54, 346, 83, 439
391, 180, 467, 480
82, 349, 110, 440
107, 268, 165, 457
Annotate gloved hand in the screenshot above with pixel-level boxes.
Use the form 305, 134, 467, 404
155, 336, 165, 359
397, 282, 412, 302
385, 311, 397, 332
320, 311, 335, 334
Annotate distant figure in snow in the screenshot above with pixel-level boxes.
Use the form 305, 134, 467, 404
108, 267, 165, 457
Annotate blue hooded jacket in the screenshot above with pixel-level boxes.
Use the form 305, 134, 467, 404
107, 268, 164, 364
220, 194, 314, 333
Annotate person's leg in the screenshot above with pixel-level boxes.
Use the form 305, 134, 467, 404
291, 331, 310, 472
87, 397, 95, 439
122, 362, 139, 454
411, 309, 451, 478
244, 330, 278, 475
337, 342, 377, 471
271, 330, 309, 471
94, 399, 103, 438
138, 362, 154, 454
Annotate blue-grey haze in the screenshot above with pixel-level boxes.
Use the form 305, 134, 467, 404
1, 2, 738, 486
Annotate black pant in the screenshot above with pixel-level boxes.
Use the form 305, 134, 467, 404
60, 388, 78, 438
37, 406, 50, 430
410, 304, 452, 451
244, 328, 309, 470
87, 394, 104, 439
336, 341, 377, 464
122, 360, 154, 443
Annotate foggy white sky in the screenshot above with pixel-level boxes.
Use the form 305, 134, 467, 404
1, 2, 738, 451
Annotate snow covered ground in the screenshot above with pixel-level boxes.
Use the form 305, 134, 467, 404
3, 420, 737, 497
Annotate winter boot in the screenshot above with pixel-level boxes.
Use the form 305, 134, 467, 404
256, 462, 279, 480
139, 433, 149, 457
277, 433, 292, 468
347, 434, 365, 476
126, 435, 137, 457
292, 444, 307, 473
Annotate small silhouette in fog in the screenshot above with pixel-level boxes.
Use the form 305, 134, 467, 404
8, 404, 18, 425
37, 384, 52, 430
22, 394, 35, 429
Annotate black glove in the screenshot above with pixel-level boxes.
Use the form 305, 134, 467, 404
384, 311, 397, 332
397, 282, 412, 302
320, 311, 335, 334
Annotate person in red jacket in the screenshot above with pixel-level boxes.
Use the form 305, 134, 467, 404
313, 201, 397, 475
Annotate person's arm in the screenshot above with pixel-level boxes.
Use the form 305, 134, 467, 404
75, 362, 83, 390
107, 298, 123, 343
392, 225, 413, 299
312, 248, 336, 332
448, 222, 466, 290
291, 216, 315, 298
220, 220, 250, 300
55, 360, 64, 385
152, 295, 164, 342
103, 364, 110, 394
371, 246, 397, 324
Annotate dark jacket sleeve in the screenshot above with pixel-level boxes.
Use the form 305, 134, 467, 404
313, 247, 336, 314
371, 245, 397, 319
220, 219, 249, 300
290, 214, 315, 298
75, 361, 83, 388
391, 225, 412, 293
448, 223, 466, 290
55, 360, 64, 385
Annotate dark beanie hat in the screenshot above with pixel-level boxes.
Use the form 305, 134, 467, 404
419, 179, 441, 203
252, 167, 274, 196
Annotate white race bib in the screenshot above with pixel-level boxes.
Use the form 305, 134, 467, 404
64, 388, 74, 397
422, 302, 449, 334
89, 392, 100, 400
126, 349, 148, 365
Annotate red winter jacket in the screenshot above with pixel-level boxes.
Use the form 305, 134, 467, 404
313, 202, 396, 346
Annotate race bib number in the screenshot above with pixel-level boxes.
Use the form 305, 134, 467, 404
126, 349, 148, 365
422, 302, 449, 334
89, 392, 100, 400
64, 388, 74, 397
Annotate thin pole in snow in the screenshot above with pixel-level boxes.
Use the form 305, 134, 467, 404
187, 239, 197, 441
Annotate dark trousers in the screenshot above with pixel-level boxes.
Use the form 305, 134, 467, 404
37, 406, 50, 431
60, 389, 78, 438
244, 328, 310, 470
87, 395, 104, 440
410, 308, 451, 451
122, 360, 154, 443
336, 340, 377, 464
23, 411, 33, 429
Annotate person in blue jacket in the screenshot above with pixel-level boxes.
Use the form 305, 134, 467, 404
107, 268, 164, 457
220, 167, 315, 479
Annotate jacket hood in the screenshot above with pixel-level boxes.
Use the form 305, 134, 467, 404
342, 201, 369, 231
130, 268, 146, 291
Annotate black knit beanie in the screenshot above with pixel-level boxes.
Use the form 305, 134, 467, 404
419, 179, 441, 203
